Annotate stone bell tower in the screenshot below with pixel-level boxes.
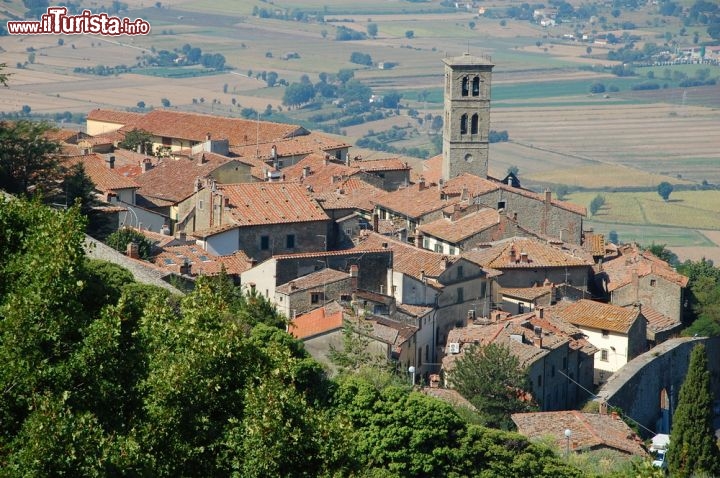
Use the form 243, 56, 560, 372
441, 52, 494, 181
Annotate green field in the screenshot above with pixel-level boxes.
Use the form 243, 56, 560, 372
568, 191, 720, 230
584, 222, 714, 248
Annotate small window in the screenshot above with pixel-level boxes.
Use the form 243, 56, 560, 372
418, 348, 422, 367
460, 114, 468, 134
601, 329, 609, 338
449, 247, 456, 255
471, 113, 478, 134
457, 265, 464, 279
472, 76, 480, 96
551, 365, 556, 377
461, 76, 469, 97
434, 244, 443, 253
423, 238, 430, 249
497, 200, 506, 210
537, 374, 542, 387
601, 349, 609, 361
198, 200, 204, 210
457, 287, 464, 303
260, 235, 270, 250
161, 136, 171, 146
311, 292, 324, 304
286, 234, 295, 249
650, 279, 657, 286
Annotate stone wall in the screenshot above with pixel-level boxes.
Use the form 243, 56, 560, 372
596, 336, 720, 437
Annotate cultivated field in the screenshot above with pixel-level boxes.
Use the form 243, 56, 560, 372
1, 0, 719, 256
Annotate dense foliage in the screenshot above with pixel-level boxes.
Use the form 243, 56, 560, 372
0, 197, 594, 476
666, 344, 720, 477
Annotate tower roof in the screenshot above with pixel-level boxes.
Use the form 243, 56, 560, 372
442, 52, 494, 67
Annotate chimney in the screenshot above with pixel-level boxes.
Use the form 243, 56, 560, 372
206, 132, 211, 141
161, 224, 171, 236
176, 229, 186, 241
441, 256, 450, 270
520, 252, 529, 263
324, 154, 330, 166
179, 258, 191, 276
141, 157, 152, 172
461, 187, 469, 201
415, 230, 423, 248
508, 245, 517, 262
418, 177, 426, 190
532, 326, 543, 348
105, 154, 115, 169
372, 213, 379, 232
288, 280, 297, 291
198, 153, 206, 165
535, 307, 544, 319
349, 264, 359, 291
302, 166, 311, 178
382, 242, 388, 249
545, 189, 552, 204
507, 176, 513, 186
126, 241, 139, 259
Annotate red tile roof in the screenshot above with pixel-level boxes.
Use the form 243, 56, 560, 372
354, 231, 454, 279
219, 182, 330, 226
289, 303, 344, 339
374, 182, 456, 218
422, 154, 443, 185
629, 304, 680, 335
500, 285, 554, 301
122, 109, 304, 147
87, 109, 143, 125
353, 157, 410, 172
418, 208, 499, 243
512, 411, 648, 456
276, 268, 349, 294
152, 245, 253, 276
463, 237, 592, 269
230, 131, 350, 159
601, 244, 689, 291
550, 299, 641, 334
134, 152, 235, 204
63, 153, 139, 193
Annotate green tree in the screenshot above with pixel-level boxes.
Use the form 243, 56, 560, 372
450, 343, 536, 429
119, 128, 153, 154
105, 227, 153, 259
643, 242, 678, 266
282, 82, 315, 108
367, 22, 378, 37
405, 30, 414, 39
0, 119, 61, 195
667, 343, 720, 477
657, 181, 673, 201
589, 194, 605, 216
62, 162, 96, 214
161, 97, 170, 107
507, 165, 519, 176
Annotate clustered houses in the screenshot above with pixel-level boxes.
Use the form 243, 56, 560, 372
69, 54, 689, 423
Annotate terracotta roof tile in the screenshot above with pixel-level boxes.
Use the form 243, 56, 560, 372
629, 304, 680, 335
219, 182, 329, 226
375, 182, 456, 218
230, 131, 350, 159
512, 411, 648, 456
500, 285, 554, 301
87, 109, 143, 126
63, 153, 139, 193
463, 237, 592, 269
271, 248, 390, 261
421, 387, 477, 411
601, 244, 689, 291
152, 245, 253, 276
276, 268, 349, 294
354, 231, 453, 279
418, 208, 499, 243
289, 303, 344, 340
353, 157, 410, 172
134, 152, 235, 204
550, 299, 641, 334
422, 155, 443, 185
122, 109, 303, 147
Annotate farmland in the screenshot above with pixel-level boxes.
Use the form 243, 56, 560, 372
1, 0, 719, 256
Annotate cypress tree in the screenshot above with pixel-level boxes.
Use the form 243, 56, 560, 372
667, 343, 720, 477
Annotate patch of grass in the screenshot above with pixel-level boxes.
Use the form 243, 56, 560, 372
131, 67, 227, 78
570, 191, 720, 230
584, 221, 714, 248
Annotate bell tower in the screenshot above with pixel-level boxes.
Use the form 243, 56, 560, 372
441, 52, 494, 181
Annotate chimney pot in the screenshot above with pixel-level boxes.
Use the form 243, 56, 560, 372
545, 189, 552, 203
106, 154, 116, 169
126, 241, 140, 259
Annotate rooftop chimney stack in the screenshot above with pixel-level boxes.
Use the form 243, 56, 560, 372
532, 326, 543, 348
198, 153, 206, 165
418, 177, 426, 190
126, 241, 139, 259
545, 189, 552, 204
106, 154, 116, 169
349, 264, 359, 291
373, 213, 379, 232
142, 157, 152, 173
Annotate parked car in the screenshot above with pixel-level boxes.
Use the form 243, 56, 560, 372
652, 450, 667, 469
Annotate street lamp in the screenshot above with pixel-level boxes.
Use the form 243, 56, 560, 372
408, 366, 416, 386
564, 428, 572, 458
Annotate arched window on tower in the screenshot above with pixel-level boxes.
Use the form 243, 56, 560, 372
472, 76, 480, 96
471, 114, 479, 134
461, 77, 469, 97
460, 114, 467, 134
